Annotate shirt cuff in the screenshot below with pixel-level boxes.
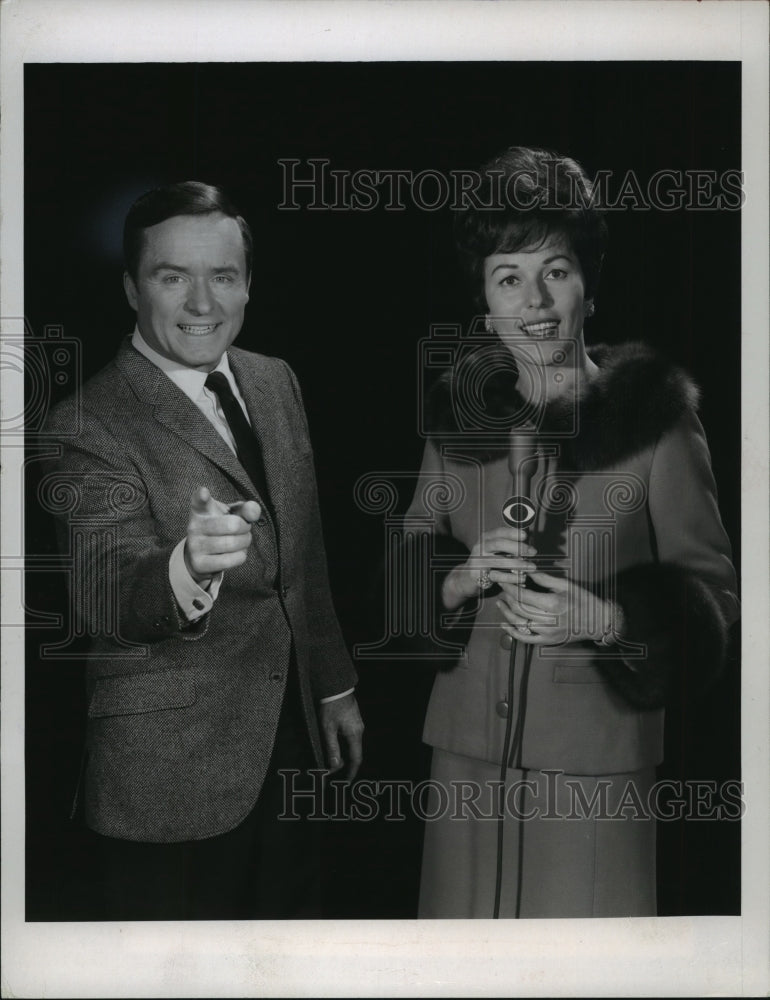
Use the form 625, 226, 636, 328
319, 687, 355, 705
169, 538, 223, 621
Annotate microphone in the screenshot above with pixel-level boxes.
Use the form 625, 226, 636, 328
503, 432, 538, 531
502, 432, 539, 585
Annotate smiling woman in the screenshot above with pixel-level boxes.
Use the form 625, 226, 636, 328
400, 146, 740, 919
483, 239, 589, 380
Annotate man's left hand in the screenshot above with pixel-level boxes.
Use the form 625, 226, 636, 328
319, 693, 364, 780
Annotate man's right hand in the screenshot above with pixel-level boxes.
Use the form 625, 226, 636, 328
184, 486, 262, 585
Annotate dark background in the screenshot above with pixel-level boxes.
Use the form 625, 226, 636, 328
24, 62, 741, 919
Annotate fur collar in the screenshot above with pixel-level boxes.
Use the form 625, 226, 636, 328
426, 341, 700, 470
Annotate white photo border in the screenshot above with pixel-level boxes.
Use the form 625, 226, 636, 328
2, 1, 768, 997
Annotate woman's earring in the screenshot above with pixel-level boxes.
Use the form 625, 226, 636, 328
584, 300, 596, 319
484, 315, 496, 334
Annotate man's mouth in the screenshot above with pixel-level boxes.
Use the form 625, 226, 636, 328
177, 323, 220, 336
520, 320, 559, 338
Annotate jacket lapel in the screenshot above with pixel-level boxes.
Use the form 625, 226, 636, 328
228, 350, 284, 528
114, 339, 256, 499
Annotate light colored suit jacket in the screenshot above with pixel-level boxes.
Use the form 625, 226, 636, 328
408, 343, 739, 776
44, 338, 356, 842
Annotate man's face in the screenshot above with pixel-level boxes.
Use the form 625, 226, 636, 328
124, 212, 250, 371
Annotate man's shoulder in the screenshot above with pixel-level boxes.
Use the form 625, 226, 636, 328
228, 346, 300, 400
228, 345, 292, 377
46, 342, 140, 435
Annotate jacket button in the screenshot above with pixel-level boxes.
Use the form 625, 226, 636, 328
281, 584, 290, 597
270, 671, 284, 683
496, 700, 510, 719
500, 633, 514, 650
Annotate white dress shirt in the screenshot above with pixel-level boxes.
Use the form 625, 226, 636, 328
131, 328, 352, 704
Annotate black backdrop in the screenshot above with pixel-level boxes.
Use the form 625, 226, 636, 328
24, 62, 741, 919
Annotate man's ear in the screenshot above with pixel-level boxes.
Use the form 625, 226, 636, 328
245, 272, 251, 302
123, 271, 139, 310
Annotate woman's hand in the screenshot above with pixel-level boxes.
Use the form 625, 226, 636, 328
490, 569, 622, 646
442, 527, 537, 611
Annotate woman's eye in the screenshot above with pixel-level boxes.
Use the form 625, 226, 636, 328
547, 268, 568, 279
500, 275, 520, 286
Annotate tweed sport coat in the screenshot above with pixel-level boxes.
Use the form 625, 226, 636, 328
44, 338, 357, 842
406, 342, 739, 776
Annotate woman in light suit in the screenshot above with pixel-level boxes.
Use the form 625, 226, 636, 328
406, 146, 739, 918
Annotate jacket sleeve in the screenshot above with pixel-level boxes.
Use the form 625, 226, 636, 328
281, 362, 358, 700
42, 405, 208, 646
600, 408, 739, 708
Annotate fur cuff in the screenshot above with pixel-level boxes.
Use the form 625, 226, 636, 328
599, 563, 729, 709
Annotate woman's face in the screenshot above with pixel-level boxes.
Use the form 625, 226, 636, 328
483, 236, 587, 368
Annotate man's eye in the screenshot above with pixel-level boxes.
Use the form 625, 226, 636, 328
213, 275, 233, 284
162, 275, 184, 284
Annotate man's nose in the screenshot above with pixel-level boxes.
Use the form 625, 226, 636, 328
184, 278, 215, 315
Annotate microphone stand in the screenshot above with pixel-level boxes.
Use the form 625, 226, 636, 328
493, 435, 538, 919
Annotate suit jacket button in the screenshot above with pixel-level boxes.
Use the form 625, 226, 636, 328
152, 620, 162, 629
500, 633, 514, 651
496, 700, 510, 719
270, 672, 284, 682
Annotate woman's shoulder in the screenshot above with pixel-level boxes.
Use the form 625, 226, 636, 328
586, 341, 699, 413
425, 340, 701, 470
574, 341, 701, 470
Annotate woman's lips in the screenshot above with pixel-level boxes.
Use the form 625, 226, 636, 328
520, 320, 559, 338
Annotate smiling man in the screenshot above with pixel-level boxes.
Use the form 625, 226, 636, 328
44, 181, 362, 920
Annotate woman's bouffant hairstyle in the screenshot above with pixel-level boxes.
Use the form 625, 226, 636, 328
454, 146, 608, 310
123, 180, 253, 282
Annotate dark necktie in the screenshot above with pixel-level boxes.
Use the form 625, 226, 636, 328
204, 371, 272, 513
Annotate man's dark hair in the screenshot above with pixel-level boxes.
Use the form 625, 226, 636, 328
123, 180, 253, 281
454, 146, 608, 310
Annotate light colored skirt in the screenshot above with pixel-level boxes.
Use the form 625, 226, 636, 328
418, 748, 657, 918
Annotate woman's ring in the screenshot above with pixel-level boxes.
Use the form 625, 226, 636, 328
478, 570, 493, 590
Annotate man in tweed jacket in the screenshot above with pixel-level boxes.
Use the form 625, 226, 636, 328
44, 181, 362, 919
